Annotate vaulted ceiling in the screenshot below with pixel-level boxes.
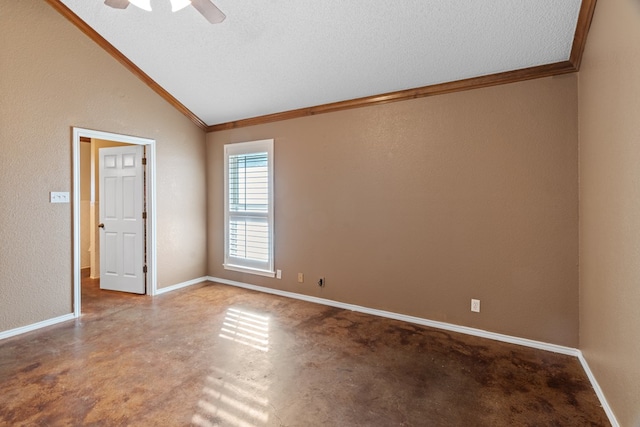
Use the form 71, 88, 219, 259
47, 0, 596, 132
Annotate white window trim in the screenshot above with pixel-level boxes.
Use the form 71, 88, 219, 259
223, 139, 275, 277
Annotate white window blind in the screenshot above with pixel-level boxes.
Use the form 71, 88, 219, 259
224, 140, 274, 276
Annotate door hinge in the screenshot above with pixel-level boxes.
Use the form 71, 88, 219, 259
142, 211, 147, 219
143, 265, 148, 274
142, 157, 147, 165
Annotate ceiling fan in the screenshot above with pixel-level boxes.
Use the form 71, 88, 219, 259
104, 0, 226, 24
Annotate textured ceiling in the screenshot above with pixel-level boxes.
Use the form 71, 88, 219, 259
58, 0, 584, 127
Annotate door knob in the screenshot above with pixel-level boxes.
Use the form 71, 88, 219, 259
98, 223, 105, 229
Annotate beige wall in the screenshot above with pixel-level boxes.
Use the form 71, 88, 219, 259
208, 75, 579, 347
578, 0, 640, 425
0, 1, 207, 332
2, 0, 632, 421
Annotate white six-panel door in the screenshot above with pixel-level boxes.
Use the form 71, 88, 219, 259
99, 145, 145, 294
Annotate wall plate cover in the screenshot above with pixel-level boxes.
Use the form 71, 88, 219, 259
50, 192, 70, 203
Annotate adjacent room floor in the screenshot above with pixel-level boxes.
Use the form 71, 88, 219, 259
0, 278, 610, 426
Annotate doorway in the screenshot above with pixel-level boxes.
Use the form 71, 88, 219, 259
72, 128, 157, 318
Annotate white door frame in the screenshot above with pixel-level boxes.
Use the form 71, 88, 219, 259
72, 127, 158, 318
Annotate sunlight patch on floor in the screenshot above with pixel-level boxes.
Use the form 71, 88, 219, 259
192, 308, 273, 426
191, 367, 270, 427
218, 307, 270, 352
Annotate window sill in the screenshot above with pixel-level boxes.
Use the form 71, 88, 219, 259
223, 264, 275, 278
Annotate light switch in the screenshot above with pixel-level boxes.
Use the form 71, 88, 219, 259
50, 192, 70, 204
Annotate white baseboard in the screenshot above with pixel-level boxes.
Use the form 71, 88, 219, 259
0, 276, 619, 427
577, 352, 620, 426
206, 275, 618, 426
154, 276, 209, 295
0, 313, 76, 341
207, 276, 577, 356
0, 277, 207, 340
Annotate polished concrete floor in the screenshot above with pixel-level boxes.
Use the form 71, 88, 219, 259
0, 278, 609, 426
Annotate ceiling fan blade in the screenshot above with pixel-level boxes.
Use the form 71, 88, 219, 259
191, 0, 226, 24
104, 0, 130, 9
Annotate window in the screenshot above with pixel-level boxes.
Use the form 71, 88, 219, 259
224, 139, 274, 277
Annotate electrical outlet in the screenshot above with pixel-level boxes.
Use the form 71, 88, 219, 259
471, 299, 480, 313
298, 273, 304, 283
317, 277, 325, 287
276, 270, 282, 279
50, 191, 70, 204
